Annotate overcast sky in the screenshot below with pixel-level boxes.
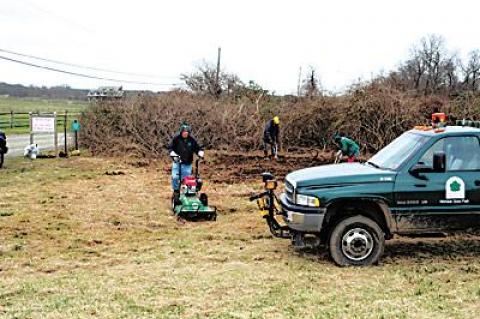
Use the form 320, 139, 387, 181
1, 0, 479, 94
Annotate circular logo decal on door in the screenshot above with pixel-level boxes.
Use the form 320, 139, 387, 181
445, 176, 465, 199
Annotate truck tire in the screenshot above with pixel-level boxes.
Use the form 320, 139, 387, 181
328, 215, 384, 266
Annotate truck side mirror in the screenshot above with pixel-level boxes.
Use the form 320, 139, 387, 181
433, 152, 446, 173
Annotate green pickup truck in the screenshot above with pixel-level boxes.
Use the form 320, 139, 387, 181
266, 125, 480, 266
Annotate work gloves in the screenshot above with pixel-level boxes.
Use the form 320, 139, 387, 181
169, 150, 205, 162
170, 151, 181, 163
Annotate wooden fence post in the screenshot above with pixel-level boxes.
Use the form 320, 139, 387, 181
29, 112, 33, 145
54, 112, 58, 157
10, 110, 13, 129
64, 110, 68, 156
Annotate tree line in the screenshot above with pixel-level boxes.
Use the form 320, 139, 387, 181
181, 34, 480, 99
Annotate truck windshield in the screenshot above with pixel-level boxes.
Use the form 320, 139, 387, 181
367, 132, 428, 170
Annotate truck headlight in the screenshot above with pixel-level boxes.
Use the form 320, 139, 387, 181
295, 194, 320, 207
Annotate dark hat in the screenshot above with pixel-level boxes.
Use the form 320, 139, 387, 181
179, 123, 191, 133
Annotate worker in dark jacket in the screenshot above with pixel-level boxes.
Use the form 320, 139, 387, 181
263, 116, 280, 159
0, 130, 7, 168
168, 123, 204, 193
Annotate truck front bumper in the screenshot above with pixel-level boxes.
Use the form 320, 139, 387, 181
279, 194, 326, 233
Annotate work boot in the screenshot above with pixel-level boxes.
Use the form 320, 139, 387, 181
172, 190, 181, 206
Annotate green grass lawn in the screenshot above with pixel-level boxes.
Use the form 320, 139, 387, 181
0, 96, 88, 134
0, 155, 479, 318
0, 96, 88, 113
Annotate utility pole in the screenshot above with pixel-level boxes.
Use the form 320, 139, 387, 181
215, 47, 221, 98
297, 66, 302, 97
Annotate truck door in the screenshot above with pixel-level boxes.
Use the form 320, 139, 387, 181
394, 136, 480, 232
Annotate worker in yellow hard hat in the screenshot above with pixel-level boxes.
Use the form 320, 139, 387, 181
263, 116, 280, 159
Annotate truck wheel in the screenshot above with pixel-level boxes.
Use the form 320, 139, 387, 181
328, 215, 384, 266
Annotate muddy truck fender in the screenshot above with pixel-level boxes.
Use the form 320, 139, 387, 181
321, 197, 397, 241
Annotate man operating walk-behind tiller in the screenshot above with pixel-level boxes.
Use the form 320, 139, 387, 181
168, 123, 216, 221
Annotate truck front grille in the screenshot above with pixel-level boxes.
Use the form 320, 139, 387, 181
284, 179, 295, 203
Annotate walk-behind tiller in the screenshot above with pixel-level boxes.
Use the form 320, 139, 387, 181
172, 158, 217, 221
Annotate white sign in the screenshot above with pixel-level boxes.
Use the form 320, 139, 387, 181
445, 176, 465, 199
32, 117, 55, 133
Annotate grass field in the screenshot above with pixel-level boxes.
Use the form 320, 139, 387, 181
0, 96, 88, 134
0, 155, 479, 318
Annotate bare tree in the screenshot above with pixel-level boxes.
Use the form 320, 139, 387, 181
398, 35, 457, 95
461, 50, 480, 92
443, 57, 458, 92
300, 67, 322, 98
181, 62, 243, 97
236, 80, 267, 100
